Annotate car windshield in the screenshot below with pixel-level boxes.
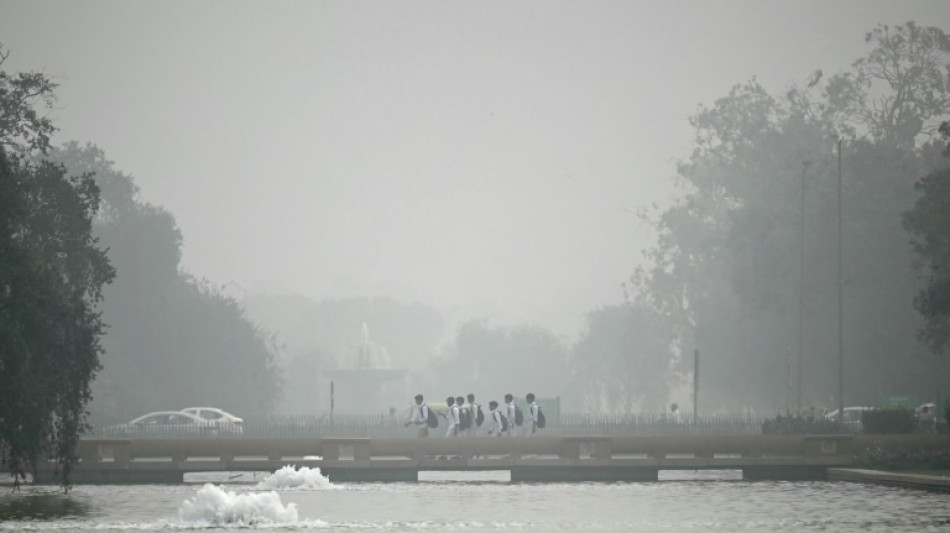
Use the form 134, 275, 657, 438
168, 414, 198, 425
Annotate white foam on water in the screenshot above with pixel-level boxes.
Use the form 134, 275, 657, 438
178, 483, 298, 526
255, 465, 336, 490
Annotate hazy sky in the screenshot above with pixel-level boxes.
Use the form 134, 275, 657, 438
2, 1, 949, 339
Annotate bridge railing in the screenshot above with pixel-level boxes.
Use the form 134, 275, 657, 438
81, 433, 950, 469
91, 413, 767, 439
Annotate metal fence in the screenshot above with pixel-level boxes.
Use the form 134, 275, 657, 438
91, 412, 767, 439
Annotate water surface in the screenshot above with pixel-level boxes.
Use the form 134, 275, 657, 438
1, 469, 947, 532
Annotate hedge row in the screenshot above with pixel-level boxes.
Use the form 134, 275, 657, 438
861, 409, 917, 434
853, 445, 950, 470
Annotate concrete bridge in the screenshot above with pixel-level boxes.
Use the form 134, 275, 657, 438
43, 434, 950, 484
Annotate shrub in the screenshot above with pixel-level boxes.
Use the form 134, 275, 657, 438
761, 415, 840, 435
861, 409, 916, 434
853, 445, 950, 470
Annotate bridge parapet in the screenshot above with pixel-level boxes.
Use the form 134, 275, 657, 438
75, 434, 869, 466
68, 433, 950, 484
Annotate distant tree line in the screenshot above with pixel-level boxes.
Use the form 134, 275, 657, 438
46, 143, 282, 425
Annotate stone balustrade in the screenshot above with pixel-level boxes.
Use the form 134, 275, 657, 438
61, 433, 950, 484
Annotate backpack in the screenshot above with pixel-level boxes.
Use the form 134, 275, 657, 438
475, 404, 485, 427
498, 412, 509, 432
459, 407, 472, 430
536, 406, 546, 429
424, 406, 438, 428
514, 405, 524, 426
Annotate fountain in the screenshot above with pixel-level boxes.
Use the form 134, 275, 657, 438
325, 323, 407, 415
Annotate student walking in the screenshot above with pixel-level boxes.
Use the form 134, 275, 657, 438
466, 393, 481, 437
526, 393, 539, 435
504, 393, 518, 437
455, 396, 470, 436
405, 394, 430, 437
444, 396, 460, 437
487, 400, 508, 436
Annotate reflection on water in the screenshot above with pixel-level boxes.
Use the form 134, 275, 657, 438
0, 492, 92, 520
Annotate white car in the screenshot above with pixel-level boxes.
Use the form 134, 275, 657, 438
180, 407, 244, 434
104, 411, 214, 437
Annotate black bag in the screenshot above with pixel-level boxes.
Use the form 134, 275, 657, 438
425, 406, 438, 428
499, 412, 509, 432
536, 406, 546, 429
514, 405, 524, 426
459, 407, 472, 430
475, 404, 485, 427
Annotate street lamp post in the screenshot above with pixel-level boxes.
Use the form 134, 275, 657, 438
836, 138, 844, 428
798, 161, 810, 413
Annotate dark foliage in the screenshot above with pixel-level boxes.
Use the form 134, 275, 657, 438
853, 444, 950, 470
761, 415, 841, 435
0, 151, 114, 490
0, 47, 115, 490
0, 45, 56, 157
904, 123, 950, 354
861, 409, 917, 434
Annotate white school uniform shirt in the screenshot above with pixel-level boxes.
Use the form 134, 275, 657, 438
528, 401, 539, 425
489, 408, 505, 435
412, 403, 429, 427
506, 401, 516, 427
444, 404, 460, 437
469, 402, 480, 433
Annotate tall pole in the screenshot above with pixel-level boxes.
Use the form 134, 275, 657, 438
798, 161, 809, 413
837, 139, 844, 427
693, 349, 699, 424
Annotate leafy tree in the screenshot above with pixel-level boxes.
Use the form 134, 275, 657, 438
572, 304, 673, 413
0, 45, 56, 157
632, 22, 950, 411
47, 143, 282, 424
0, 47, 114, 490
903, 122, 950, 354
823, 22, 950, 146
435, 320, 570, 403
